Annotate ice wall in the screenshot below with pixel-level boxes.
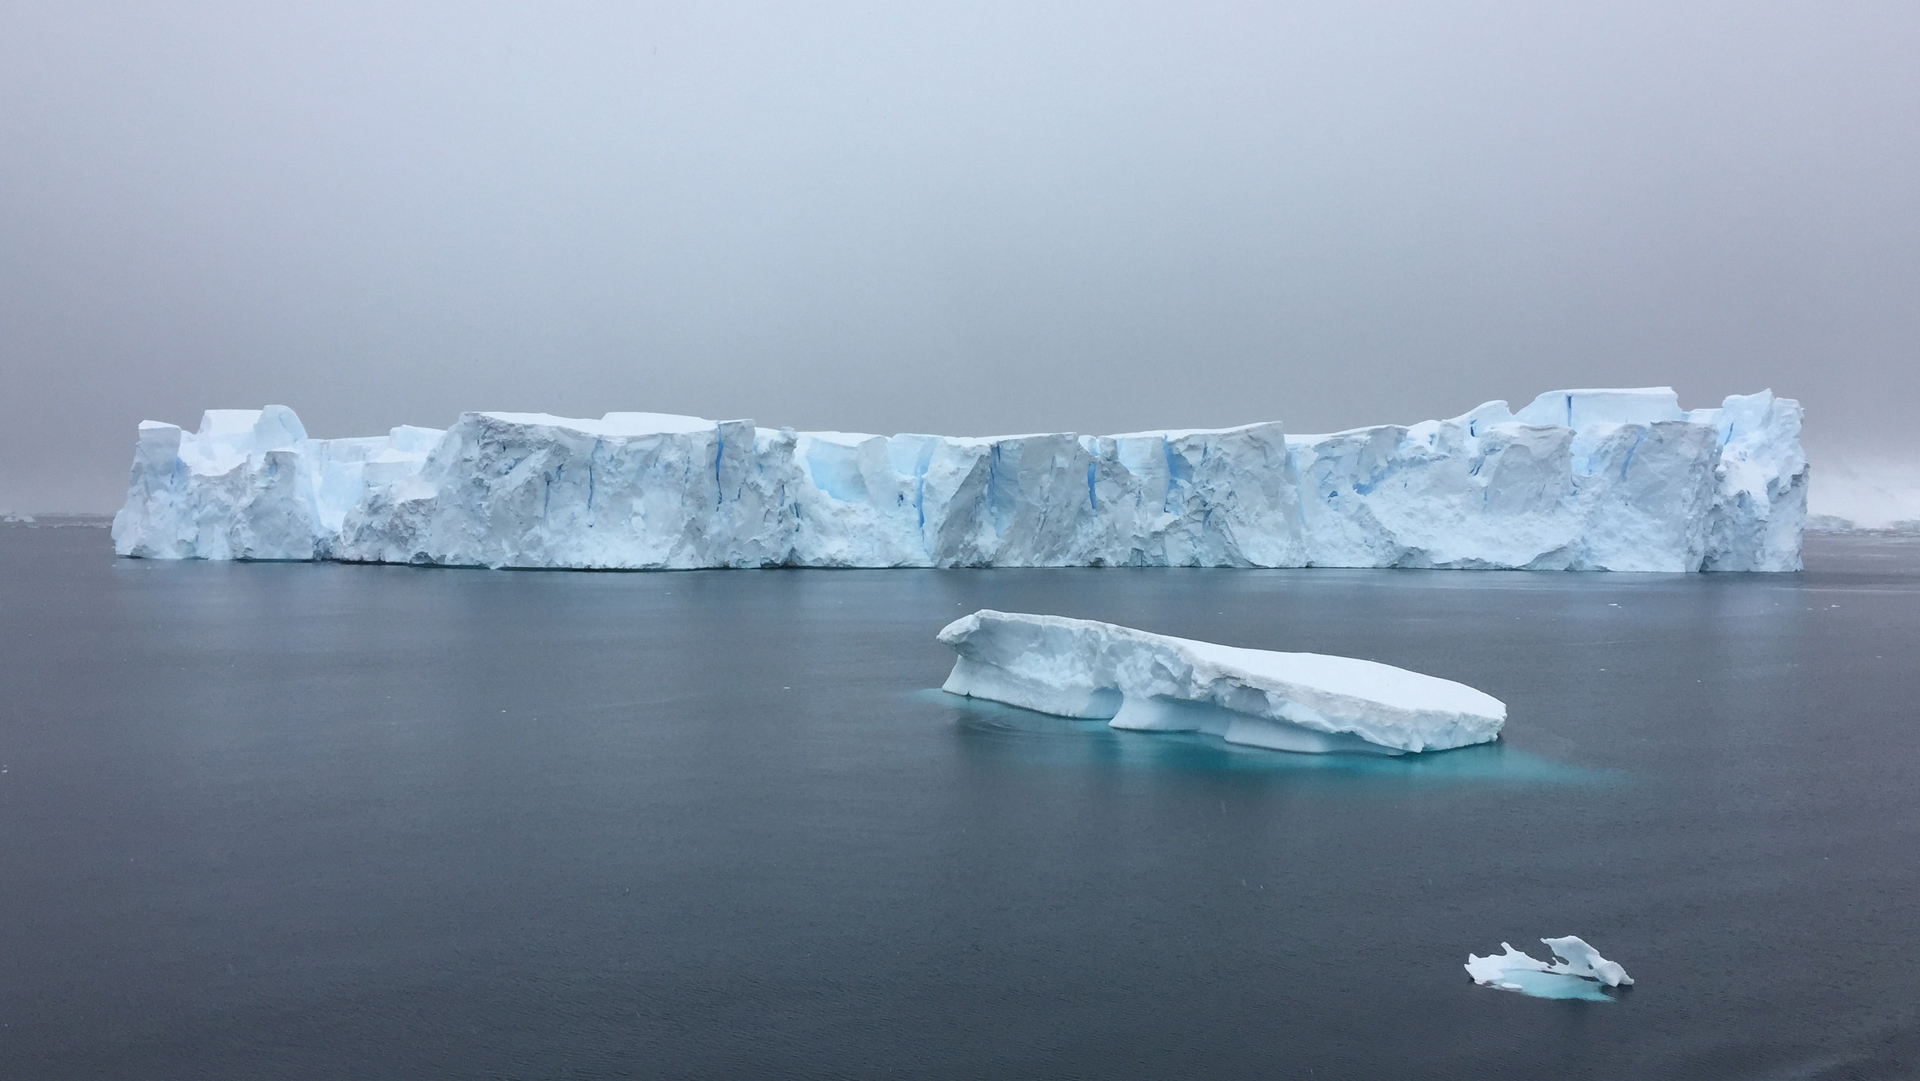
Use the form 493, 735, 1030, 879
113, 407, 443, 561
1290, 387, 1805, 571
111, 387, 1807, 570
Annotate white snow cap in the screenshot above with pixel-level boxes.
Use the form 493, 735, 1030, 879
938, 610, 1505, 755
1466, 936, 1634, 995
112, 389, 1806, 571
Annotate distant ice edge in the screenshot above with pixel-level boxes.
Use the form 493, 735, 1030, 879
938, 610, 1507, 755
111, 387, 1806, 571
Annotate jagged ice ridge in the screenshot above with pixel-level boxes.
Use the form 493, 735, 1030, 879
111, 388, 1806, 571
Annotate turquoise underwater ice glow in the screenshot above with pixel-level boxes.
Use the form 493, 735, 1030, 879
1466, 938, 1635, 1001
916, 690, 1616, 785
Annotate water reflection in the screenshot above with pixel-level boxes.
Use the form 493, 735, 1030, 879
913, 690, 1618, 784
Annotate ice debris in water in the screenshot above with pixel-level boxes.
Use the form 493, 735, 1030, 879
937, 610, 1505, 754
1466, 937, 1634, 999
111, 388, 1805, 571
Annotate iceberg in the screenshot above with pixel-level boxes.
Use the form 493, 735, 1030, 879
1291, 387, 1804, 571
1466, 937, 1634, 999
113, 406, 445, 561
111, 387, 1806, 570
937, 610, 1506, 754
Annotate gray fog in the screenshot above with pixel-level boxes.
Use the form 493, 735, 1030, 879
3, 1, 1916, 513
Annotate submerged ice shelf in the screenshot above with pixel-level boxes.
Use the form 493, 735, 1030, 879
111, 387, 1807, 571
937, 610, 1506, 755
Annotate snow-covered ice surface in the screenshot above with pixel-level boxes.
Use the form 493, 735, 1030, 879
937, 610, 1506, 755
112, 387, 1806, 570
1466, 937, 1634, 1000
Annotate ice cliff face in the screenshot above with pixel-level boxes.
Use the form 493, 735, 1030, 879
112, 406, 445, 562
111, 387, 1806, 571
1291, 387, 1805, 571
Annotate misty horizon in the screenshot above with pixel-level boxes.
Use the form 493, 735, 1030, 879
4, 2, 1916, 513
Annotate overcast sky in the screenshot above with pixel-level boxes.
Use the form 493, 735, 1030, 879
3, 1, 1916, 512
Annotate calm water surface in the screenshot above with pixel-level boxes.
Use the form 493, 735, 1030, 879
2, 524, 1917, 1079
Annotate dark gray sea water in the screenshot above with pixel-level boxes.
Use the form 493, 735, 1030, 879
2, 523, 1917, 1079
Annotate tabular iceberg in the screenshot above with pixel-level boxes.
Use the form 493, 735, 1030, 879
111, 387, 1806, 571
938, 610, 1506, 754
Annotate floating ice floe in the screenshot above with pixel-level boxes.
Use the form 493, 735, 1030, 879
110, 387, 1805, 570
937, 610, 1505, 754
1466, 937, 1634, 1000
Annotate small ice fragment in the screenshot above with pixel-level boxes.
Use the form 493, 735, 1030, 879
1540, 935, 1632, 987
1464, 943, 1551, 990
1466, 936, 1633, 999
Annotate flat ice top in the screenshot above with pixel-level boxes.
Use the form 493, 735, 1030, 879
800, 430, 884, 446
198, 409, 266, 435
1103, 421, 1276, 440
464, 399, 1694, 447
790, 425, 1281, 445
466, 416, 1277, 444
937, 610, 1507, 753
1167, 636, 1504, 717
477, 411, 718, 436
1545, 386, 1675, 396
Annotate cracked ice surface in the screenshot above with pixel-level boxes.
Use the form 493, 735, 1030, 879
110, 387, 1806, 570
938, 610, 1506, 754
